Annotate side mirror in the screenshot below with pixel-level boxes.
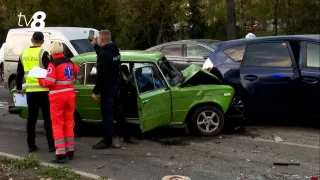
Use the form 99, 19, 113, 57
203, 56, 209, 59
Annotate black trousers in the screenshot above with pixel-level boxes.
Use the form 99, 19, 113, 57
26, 91, 54, 148
100, 86, 130, 144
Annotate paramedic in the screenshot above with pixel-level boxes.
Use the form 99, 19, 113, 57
38, 42, 79, 163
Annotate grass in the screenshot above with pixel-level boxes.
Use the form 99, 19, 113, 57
0, 154, 102, 180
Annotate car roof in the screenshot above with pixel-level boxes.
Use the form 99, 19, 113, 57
71, 50, 164, 65
146, 39, 222, 50
219, 35, 320, 48
8, 27, 98, 40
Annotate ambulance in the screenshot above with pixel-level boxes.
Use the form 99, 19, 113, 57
3, 27, 99, 90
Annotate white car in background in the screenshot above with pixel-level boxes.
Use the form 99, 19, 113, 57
0, 43, 4, 81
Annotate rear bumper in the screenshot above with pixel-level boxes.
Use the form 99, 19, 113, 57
8, 106, 21, 115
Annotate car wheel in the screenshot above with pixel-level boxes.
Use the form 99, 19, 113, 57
0, 63, 4, 81
190, 105, 224, 136
74, 110, 84, 137
9, 80, 16, 91
227, 91, 247, 119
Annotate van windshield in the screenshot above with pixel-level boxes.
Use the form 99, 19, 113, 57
70, 39, 95, 54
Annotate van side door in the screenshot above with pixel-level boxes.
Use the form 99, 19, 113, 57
300, 42, 320, 117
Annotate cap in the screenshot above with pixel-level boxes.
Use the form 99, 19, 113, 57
32, 32, 44, 41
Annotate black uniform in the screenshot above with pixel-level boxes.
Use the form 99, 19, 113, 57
16, 46, 54, 152
93, 43, 128, 147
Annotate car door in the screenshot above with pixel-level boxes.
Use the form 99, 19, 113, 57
132, 63, 172, 133
240, 41, 300, 115
185, 43, 212, 68
300, 42, 320, 117
160, 44, 187, 71
74, 62, 100, 120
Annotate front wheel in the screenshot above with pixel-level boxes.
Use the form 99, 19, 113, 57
190, 105, 224, 136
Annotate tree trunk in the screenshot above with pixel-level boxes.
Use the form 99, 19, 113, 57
226, 0, 237, 40
272, 0, 279, 36
239, 0, 245, 34
156, 2, 165, 44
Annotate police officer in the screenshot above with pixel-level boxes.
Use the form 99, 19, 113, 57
91, 30, 134, 149
16, 32, 54, 153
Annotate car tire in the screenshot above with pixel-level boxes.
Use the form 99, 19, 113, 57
227, 90, 248, 119
74, 110, 84, 137
9, 80, 16, 91
0, 63, 4, 82
190, 105, 224, 136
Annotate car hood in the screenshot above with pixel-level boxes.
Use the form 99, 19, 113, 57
179, 64, 222, 87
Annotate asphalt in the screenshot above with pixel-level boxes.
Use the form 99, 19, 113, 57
0, 85, 319, 180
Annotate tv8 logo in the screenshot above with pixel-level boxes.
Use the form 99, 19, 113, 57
18, 11, 46, 31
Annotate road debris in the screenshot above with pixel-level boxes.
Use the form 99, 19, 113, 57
273, 162, 300, 166
272, 134, 283, 142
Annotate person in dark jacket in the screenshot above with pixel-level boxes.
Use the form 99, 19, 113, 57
91, 30, 134, 149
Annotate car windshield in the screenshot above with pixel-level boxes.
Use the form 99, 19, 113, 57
158, 57, 182, 86
70, 39, 95, 54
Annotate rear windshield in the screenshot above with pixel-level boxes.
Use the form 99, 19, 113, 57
70, 39, 95, 54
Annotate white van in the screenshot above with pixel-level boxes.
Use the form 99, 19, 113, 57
3, 27, 99, 90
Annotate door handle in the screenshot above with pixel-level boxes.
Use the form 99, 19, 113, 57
244, 75, 258, 81
302, 77, 318, 84
143, 100, 149, 104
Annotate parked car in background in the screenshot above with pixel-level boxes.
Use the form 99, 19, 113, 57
10, 51, 235, 136
146, 39, 222, 71
203, 35, 320, 119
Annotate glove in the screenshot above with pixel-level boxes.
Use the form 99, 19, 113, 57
38, 78, 45, 87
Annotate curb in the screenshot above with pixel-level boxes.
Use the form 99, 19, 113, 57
0, 152, 112, 180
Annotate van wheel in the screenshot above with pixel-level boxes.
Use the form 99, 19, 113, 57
9, 80, 16, 91
74, 110, 84, 137
189, 105, 224, 136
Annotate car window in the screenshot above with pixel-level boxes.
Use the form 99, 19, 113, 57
132, 63, 166, 94
62, 43, 74, 59
224, 45, 246, 62
306, 43, 320, 68
243, 42, 292, 67
161, 44, 182, 56
84, 63, 97, 85
186, 44, 211, 58
70, 39, 95, 54
75, 63, 86, 85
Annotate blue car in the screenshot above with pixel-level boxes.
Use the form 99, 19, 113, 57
203, 35, 320, 119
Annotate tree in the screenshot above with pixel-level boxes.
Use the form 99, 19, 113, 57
226, 0, 236, 40
272, 0, 279, 36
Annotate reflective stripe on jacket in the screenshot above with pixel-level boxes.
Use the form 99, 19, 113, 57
21, 47, 49, 92
39, 53, 80, 96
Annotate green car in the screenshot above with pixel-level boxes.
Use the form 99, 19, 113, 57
9, 51, 234, 136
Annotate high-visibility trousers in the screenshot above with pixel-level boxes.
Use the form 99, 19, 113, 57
49, 90, 76, 157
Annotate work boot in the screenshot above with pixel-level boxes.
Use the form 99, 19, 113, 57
51, 155, 67, 164
48, 147, 55, 153
67, 152, 74, 160
123, 136, 137, 144
92, 138, 121, 150
28, 145, 38, 153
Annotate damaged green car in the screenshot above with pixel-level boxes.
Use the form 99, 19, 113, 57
10, 51, 234, 136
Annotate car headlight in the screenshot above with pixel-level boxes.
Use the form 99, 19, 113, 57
202, 57, 213, 71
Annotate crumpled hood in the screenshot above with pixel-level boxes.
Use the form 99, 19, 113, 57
180, 64, 222, 87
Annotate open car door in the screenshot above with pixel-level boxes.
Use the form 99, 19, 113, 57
133, 65, 172, 133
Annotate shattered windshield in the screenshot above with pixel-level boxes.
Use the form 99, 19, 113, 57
158, 57, 182, 86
